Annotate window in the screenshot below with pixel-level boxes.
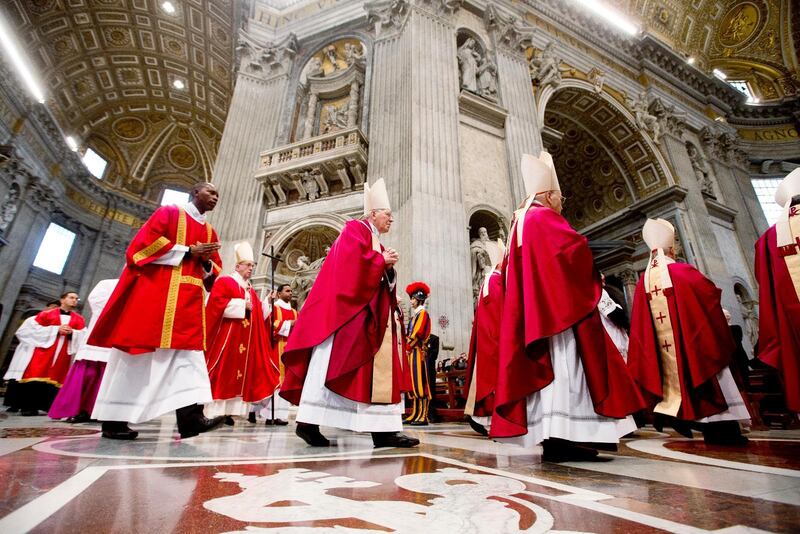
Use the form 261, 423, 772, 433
160, 188, 190, 206
82, 148, 107, 179
728, 80, 754, 100
33, 223, 76, 275
751, 178, 783, 226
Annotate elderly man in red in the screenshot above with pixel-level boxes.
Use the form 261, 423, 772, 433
492, 152, 643, 462
280, 178, 418, 449
205, 242, 279, 425
755, 168, 800, 413
628, 219, 750, 445
16, 291, 86, 416
89, 182, 225, 440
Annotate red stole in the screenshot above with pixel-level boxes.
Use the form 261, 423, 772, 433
280, 220, 405, 405
465, 270, 503, 416
491, 205, 644, 439
204, 276, 279, 402
755, 224, 800, 412
89, 205, 222, 354
21, 308, 85, 386
628, 263, 733, 419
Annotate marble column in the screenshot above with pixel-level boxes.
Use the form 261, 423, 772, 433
208, 34, 297, 271
367, 1, 473, 354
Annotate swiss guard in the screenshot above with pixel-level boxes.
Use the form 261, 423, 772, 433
404, 281, 432, 426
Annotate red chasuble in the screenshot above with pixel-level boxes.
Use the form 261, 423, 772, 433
465, 270, 503, 416
280, 220, 405, 405
21, 308, 86, 387
755, 224, 800, 412
491, 205, 644, 439
88, 205, 222, 354
204, 276, 279, 403
628, 263, 733, 419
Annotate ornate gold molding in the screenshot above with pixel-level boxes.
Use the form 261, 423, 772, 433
65, 186, 143, 227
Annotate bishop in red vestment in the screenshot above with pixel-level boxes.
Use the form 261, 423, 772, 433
204, 242, 279, 423
754, 168, 800, 413
280, 178, 418, 448
464, 267, 503, 436
89, 183, 226, 440
16, 291, 86, 415
492, 152, 644, 462
628, 219, 749, 444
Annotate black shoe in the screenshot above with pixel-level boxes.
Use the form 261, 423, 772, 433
101, 421, 138, 440
274, 419, 288, 426
247, 412, 256, 424
702, 421, 749, 446
542, 439, 601, 463
296, 423, 330, 446
176, 404, 225, 439
468, 417, 488, 436
408, 420, 428, 426
66, 411, 91, 424
20, 409, 38, 416
372, 432, 420, 448
224, 416, 235, 426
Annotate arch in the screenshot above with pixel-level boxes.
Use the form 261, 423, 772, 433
467, 206, 509, 241
258, 213, 348, 276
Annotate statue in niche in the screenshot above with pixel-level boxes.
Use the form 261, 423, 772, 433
470, 227, 503, 303
0, 183, 20, 233
324, 45, 342, 72
306, 246, 330, 270
306, 57, 324, 78
736, 293, 759, 348
477, 56, 498, 101
629, 91, 661, 143
322, 104, 348, 133
290, 246, 330, 309
301, 171, 320, 201
457, 38, 481, 93
343, 42, 365, 67
686, 143, 715, 197
529, 42, 565, 90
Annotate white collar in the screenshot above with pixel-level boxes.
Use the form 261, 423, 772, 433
183, 202, 206, 224
365, 220, 379, 236
230, 271, 250, 290
275, 298, 293, 310
412, 304, 425, 316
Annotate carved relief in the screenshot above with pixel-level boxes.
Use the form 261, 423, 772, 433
0, 182, 21, 234
685, 142, 715, 198
456, 33, 497, 103
529, 42, 568, 91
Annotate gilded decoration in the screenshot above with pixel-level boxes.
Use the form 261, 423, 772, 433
3, 0, 237, 200
719, 3, 763, 47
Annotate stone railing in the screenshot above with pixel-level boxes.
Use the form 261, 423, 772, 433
255, 127, 368, 207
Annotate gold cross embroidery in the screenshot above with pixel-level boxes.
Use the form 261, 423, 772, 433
242, 319, 250, 328
238, 344, 246, 354
237, 370, 243, 380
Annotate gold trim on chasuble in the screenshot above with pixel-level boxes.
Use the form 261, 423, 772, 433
371, 231, 394, 403
160, 208, 187, 349
648, 259, 681, 416
784, 213, 800, 300
132, 236, 171, 264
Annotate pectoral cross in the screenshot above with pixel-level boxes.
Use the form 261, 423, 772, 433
661, 339, 672, 353
655, 312, 667, 324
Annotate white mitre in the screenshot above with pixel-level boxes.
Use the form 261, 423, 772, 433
775, 167, 800, 247
520, 150, 561, 198
363, 178, 391, 216
234, 241, 255, 264
642, 218, 675, 289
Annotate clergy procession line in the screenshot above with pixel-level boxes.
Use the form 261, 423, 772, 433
3, 158, 799, 461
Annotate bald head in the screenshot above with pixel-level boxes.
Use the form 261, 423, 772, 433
190, 182, 218, 213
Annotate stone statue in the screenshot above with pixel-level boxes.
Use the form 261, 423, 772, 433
529, 42, 564, 90
686, 143, 715, 197
630, 91, 661, 143
296, 255, 312, 270
588, 67, 605, 94
322, 104, 348, 133
324, 45, 341, 72
457, 38, 481, 93
736, 293, 759, 348
306, 246, 330, 270
343, 42, 365, 67
306, 57, 324, 78
0, 183, 20, 233
477, 56, 498, 101
470, 227, 503, 303
302, 171, 320, 201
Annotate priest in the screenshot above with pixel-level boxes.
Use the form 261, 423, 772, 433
16, 291, 86, 416
628, 219, 750, 444
403, 282, 432, 426
492, 152, 644, 461
89, 182, 225, 440
755, 168, 800, 413
204, 242, 279, 425
48, 279, 117, 423
252, 283, 296, 426
464, 264, 503, 437
280, 178, 418, 448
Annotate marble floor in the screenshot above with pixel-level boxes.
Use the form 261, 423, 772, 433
0, 410, 798, 533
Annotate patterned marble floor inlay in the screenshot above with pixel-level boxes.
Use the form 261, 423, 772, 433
0, 413, 798, 533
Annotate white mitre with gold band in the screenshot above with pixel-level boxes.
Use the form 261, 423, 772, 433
514, 151, 561, 246
234, 241, 255, 264
642, 218, 676, 290
775, 167, 800, 249
363, 178, 391, 216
